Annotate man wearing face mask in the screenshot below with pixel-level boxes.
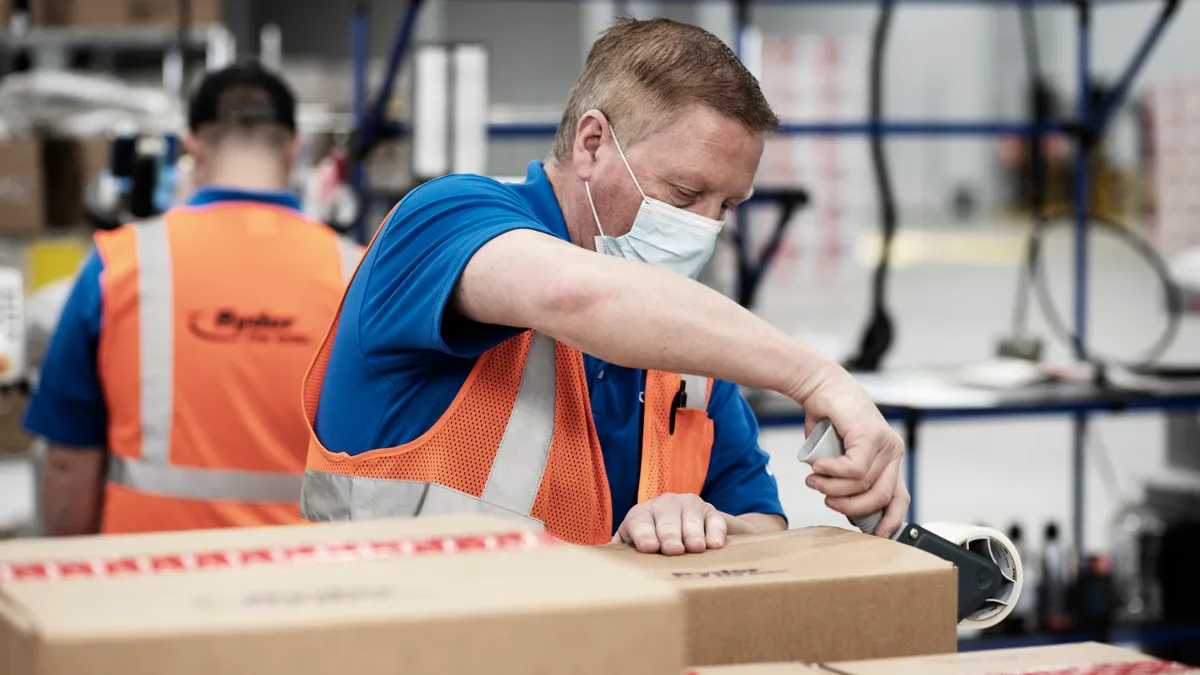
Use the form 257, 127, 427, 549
299, 17, 909, 555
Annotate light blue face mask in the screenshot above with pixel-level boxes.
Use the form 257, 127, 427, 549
585, 130, 724, 280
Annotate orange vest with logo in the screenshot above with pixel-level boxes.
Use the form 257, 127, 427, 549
94, 203, 362, 534
300, 251, 716, 546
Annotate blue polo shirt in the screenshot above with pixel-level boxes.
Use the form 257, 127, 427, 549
314, 161, 783, 531
23, 187, 306, 448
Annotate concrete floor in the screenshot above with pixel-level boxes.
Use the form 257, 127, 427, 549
2, 216, 1198, 557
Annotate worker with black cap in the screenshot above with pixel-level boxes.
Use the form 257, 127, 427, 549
26, 62, 363, 535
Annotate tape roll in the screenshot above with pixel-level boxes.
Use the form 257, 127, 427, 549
922, 521, 1024, 629
798, 420, 884, 535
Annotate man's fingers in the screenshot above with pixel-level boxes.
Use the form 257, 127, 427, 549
681, 498, 709, 554
623, 507, 662, 554
874, 474, 910, 539
825, 459, 900, 520
653, 499, 686, 556
723, 513, 758, 536
704, 507, 728, 549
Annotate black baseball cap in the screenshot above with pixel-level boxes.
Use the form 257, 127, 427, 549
187, 62, 297, 133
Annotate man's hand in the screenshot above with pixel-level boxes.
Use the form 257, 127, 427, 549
613, 493, 760, 555
794, 367, 909, 539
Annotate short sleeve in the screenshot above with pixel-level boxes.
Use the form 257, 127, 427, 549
355, 174, 555, 371
23, 252, 108, 449
701, 380, 786, 520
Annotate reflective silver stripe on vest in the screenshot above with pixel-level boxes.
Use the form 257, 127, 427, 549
479, 331, 556, 514
301, 332, 559, 523
134, 218, 173, 463
335, 235, 360, 285
300, 471, 542, 527
110, 456, 304, 504
682, 374, 708, 411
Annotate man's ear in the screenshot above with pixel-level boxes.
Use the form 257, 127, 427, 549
571, 110, 608, 183
181, 133, 204, 166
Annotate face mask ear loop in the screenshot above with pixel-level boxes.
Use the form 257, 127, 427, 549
609, 128, 647, 200
584, 181, 607, 237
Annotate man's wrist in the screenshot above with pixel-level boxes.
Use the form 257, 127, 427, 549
779, 345, 841, 404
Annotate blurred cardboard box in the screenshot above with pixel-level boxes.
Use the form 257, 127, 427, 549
0, 514, 685, 675
596, 527, 957, 667
0, 137, 45, 237
0, 392, 32, 456
42, 136, 109, 227
33, 0, 221, 28
691, 642, 1200, 674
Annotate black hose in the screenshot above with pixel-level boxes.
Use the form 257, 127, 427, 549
845, 0, 896, 373
1028, 210, 1183, 367
1011, 0, 1045, 339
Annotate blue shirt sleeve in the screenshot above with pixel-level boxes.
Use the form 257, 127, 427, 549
23, 252, 108, 449
355, 174, 556, 370
701, 380, 786, 521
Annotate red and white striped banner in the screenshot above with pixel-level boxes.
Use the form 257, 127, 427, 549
0, 530, 559, 584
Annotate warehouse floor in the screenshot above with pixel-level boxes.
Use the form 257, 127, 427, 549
1, 216, 1197, 553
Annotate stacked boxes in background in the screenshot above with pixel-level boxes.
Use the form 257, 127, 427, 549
0, 137, 44, 238
750, 35, 873, 283
1147, 81, 1200, 255
29, 0, 221, 28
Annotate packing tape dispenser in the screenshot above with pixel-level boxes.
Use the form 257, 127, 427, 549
799, 419, 1022, 629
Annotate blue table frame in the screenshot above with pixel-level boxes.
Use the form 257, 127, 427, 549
754, 384, 1200, 548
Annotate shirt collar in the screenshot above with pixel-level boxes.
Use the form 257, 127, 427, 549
186, 185, 304, 213
508, 161, 570, 241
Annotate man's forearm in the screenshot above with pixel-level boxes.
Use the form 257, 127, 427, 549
456, 230, 835, 400
42, 445, 104, 536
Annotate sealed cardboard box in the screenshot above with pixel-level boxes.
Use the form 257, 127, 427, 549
597, 527, 957, 667
0, 137, 45, 237
824, 642, 1200, 675
0, 514, 685, 675
33, 0, 221, 28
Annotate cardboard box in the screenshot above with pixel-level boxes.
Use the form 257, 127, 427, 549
597, 527, 957, 667
41, 136, 109, 228
0, 393, 32, 456
824, 643, 1200, 675
33, 0, 221, 28
0, 137, 45, 237
0, 514, 685, 675
691, 643, 1200, 675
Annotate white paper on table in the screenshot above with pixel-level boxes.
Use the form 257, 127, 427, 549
855, 373, 1001, 409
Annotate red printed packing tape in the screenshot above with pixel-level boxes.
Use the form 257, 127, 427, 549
0, 530, 560, 584
986, 662, 1196, 675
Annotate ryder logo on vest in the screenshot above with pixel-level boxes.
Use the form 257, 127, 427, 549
188, 309, 312, 345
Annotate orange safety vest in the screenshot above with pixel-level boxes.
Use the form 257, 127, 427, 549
300, 262, 716, 546
94, 203, 361, 534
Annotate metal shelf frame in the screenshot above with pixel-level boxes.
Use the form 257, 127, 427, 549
348, 0, 1182, 550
